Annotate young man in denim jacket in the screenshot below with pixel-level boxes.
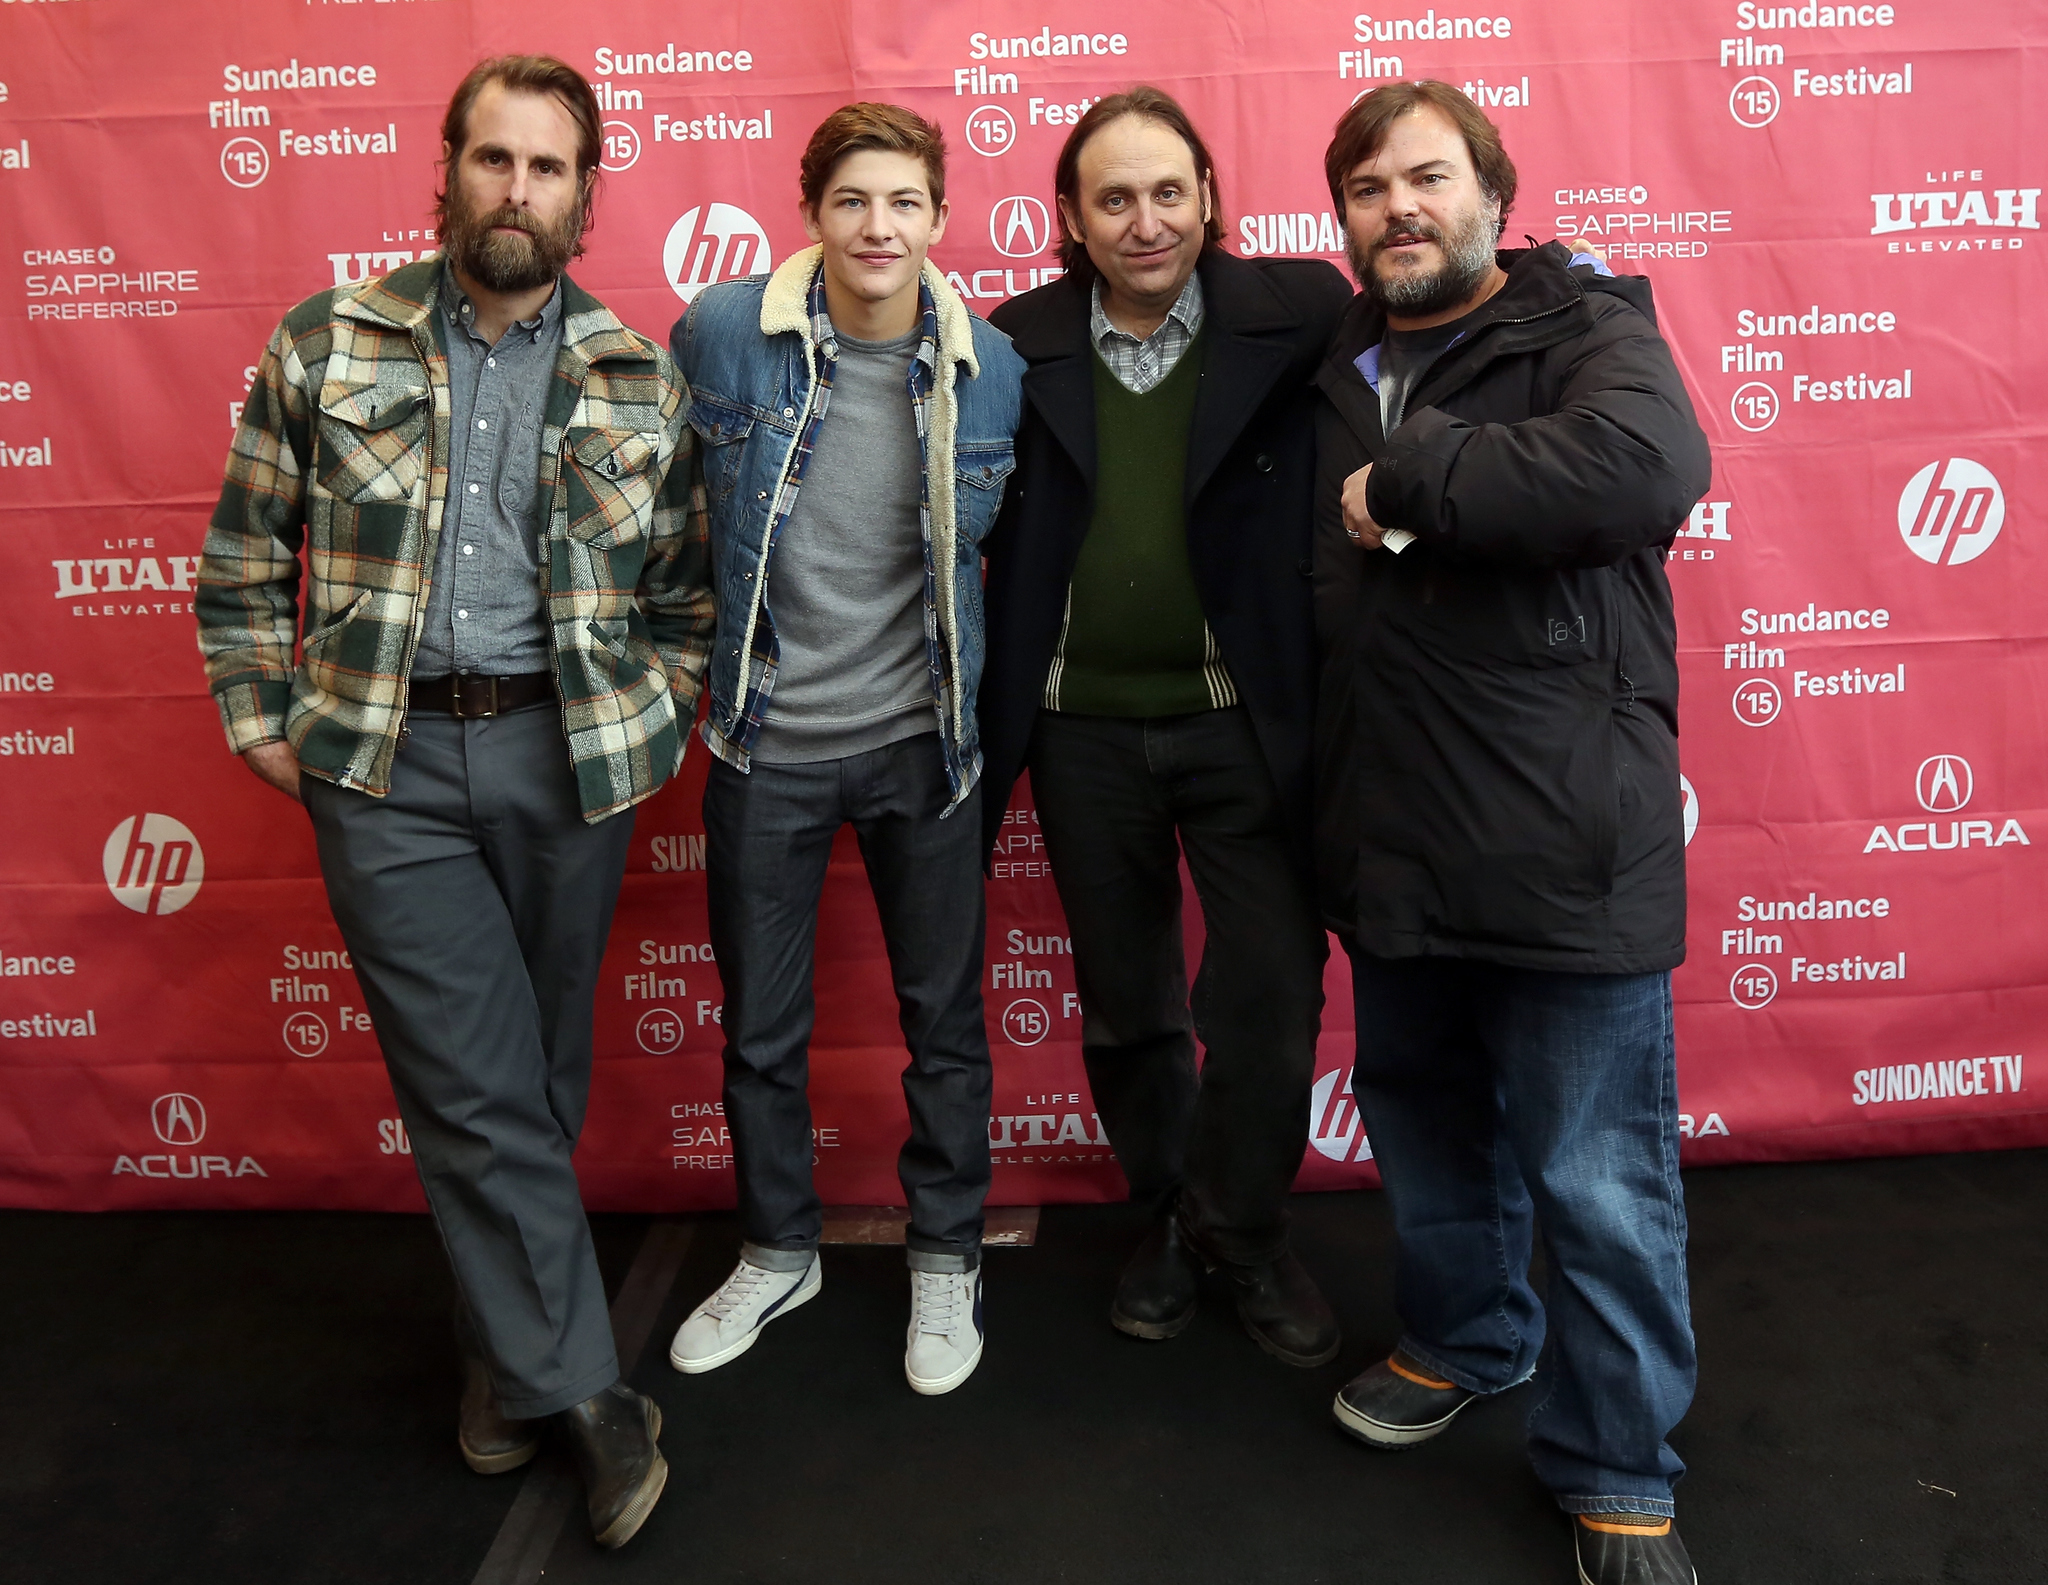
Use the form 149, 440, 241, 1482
665, 104, 1023, 1396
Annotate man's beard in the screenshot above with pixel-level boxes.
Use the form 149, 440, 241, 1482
441, 180, 581, 293
1349, 203, 1498, 317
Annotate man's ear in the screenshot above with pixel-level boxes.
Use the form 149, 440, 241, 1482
1200, 175, 1214, 228
927, 196, 950, 248
799, 198, 823, 245
1056, 194, 1083, 250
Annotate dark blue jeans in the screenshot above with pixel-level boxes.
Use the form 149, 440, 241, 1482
704, 733, 991, 1271
1345, 949, 1695, 1515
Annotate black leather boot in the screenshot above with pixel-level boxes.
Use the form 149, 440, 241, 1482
457, 1354, 541, 1474
556, 1383, 668, 1549
1219, 1249, 1342, 1367
1181, 1217, 1342, 1367
1111, 1214, 1201, 1339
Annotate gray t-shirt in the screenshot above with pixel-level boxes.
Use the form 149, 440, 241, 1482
1378, 317, 1469, 437
752, 326, 935, 763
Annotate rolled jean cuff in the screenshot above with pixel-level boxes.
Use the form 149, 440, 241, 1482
1397, 1336, 1536, 1398
741, 1240, 818, 1273
1558, 1496, 1678, 1520
497, 1356, 620, 1421
906, 1244, 980, 1273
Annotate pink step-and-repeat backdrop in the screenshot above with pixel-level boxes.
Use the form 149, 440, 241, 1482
2, 0, 2042, 1211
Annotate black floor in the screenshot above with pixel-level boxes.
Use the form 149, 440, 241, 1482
5, 1151, 2046, 1584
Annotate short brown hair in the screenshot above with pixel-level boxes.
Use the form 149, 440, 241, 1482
1323, 80, 1517, 238
800, 103, 948, 213
1053, 86, 1228, 277
437, 56, 604, 245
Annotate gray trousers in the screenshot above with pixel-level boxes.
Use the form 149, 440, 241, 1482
303, 704, 632, 1419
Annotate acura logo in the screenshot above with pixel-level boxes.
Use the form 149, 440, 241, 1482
1916, 755, 1973, 813
152, 1093, 207, 1146
990, 196, 1051, 258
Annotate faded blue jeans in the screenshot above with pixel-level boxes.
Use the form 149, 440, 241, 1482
1345, 949, 1695, 1516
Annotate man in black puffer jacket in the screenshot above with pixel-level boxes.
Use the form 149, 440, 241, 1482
1311, 83, 1711, 1585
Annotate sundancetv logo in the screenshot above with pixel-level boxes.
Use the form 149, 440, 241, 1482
663, 203, 771, 303
103, 814, 204, 915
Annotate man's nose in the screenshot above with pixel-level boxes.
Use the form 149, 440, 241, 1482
1128, 201, 1166, 241
505, 163, 534, 207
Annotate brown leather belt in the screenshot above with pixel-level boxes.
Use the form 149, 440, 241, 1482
407, 671, 554, 719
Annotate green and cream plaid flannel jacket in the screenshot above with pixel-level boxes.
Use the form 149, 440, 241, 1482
195, 260, 714, 822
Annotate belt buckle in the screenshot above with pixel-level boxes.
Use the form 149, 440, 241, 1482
451, 673, 499, 718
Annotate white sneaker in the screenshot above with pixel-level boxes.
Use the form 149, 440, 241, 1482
668, 1253, 821, 1374
904, 1266, 984, 1396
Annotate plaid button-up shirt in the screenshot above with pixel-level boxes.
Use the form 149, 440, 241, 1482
196, 260, 714, 821
1089, 270, 1206, 394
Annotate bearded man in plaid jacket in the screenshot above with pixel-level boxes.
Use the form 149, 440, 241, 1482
194, 56, 709, 1550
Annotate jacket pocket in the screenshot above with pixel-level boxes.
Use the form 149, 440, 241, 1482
296, 590, 375, 704
315, 380, 428, 504
689, 395, 756, 506
587, 616, 629, 659
300, 590, 371, 656
1356, 565, 1623, 944
953, 441, 1016, 547
563, 427, 661, 548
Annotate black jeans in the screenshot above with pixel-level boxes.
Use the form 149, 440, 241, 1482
1028, 707, 1327, 1264
703, 732, 991, 1271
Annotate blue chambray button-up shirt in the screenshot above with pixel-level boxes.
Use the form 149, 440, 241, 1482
411, 269, 561, 679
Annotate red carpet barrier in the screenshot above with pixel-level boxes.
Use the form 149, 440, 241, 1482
2, 2, 2042, 1210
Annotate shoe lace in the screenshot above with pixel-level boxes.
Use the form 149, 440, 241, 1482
911, 1270, 967, 1338
703, 1261, 779, 1321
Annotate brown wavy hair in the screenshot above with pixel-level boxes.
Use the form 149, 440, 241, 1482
1323, 80, 1518, 239
436, 55, 605, 253
800, 103, 948, 214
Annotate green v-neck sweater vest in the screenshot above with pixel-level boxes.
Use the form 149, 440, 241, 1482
1048, 333, 1219, 717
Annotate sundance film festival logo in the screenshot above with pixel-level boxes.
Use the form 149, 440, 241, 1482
965, 105, 1017, 158
103, 814, 204, 916
663, 203, 772, 303
1308, 1067, 1374, 1164
1898, 459, 2003, 566
990, 196, 1051, 258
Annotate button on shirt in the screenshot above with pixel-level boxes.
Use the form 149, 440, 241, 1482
1090, 270, 1205, 394
410, 274, 561, 679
